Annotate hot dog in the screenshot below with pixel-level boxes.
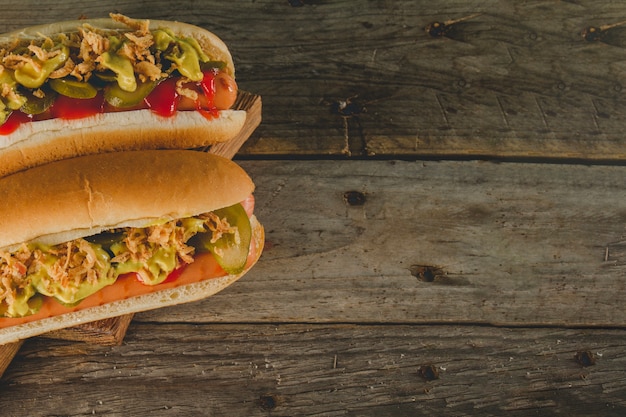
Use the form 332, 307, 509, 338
0, 149, 264, 344
0, 14, 247, 178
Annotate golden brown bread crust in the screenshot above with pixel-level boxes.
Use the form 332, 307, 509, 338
0, 17, 244, 178
0, 215, 263, 345
0, 109, 246, 178
0, 149, 255, 250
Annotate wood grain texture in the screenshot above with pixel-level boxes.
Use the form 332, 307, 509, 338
42, 314, 134, 346
2, 1, 626, 416
0, 341, 22, 379
135, 159, 626, 328
2, 324, 626, 416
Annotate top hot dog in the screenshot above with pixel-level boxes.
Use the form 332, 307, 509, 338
0, 14, 247, 178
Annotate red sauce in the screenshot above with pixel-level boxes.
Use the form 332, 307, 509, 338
144, 77, 179, 117
1, 70, 232, 135
0, 111, 31, 135
51, 92, 105, 120
198, 71, 219, 120
201, 71, 216, 109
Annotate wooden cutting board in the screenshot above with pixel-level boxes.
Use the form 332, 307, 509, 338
0, 91, 262, 377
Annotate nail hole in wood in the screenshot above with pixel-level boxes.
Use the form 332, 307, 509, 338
258, 394, 278, 411
574, 351, 596, 367
329, 97, 366, 117
418, 365, 440, 381
410, 265, 443, 283
426, 21, 448, 37
343, 191, 366, 206
582, 26, 602, 41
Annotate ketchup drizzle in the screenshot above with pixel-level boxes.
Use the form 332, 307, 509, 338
51, 92, 105, 120
198, 70, 219, 120
1, 70, 220, 135
0, 111, 31, 135
144, 77, 180, 117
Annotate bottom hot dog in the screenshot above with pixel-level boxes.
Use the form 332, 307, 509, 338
0, 149, 264, 344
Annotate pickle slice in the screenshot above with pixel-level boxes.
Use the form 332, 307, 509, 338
191, 204, 252, 274
91, 71, 117, 88
20, 88, 57, 115
49, 78, 98, 99
104, 79, 158, 108
85, 231, 125, 255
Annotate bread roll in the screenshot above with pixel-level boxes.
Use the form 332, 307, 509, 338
0, 216, 263, 345
0, 109, 246, 180
0, 149, 254, 250
0, 149, 264, 344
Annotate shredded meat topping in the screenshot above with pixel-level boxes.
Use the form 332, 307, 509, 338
0, 82, 22, 104
176, 77, 198, 101
48, 57, 75, 79
110, 13, 151, 35
2, 54, 35, 70
0, 245, 31, 308
0, 212, 238, 314
201, 212, 239, 244
0, 14, 163, 86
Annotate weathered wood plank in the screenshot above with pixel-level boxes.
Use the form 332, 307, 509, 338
0, 341, 22, 378
3, 1, 626, 159
2, 323, 626, 416
132, 159, 626, 327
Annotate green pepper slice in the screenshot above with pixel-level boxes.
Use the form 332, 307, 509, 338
14, 45, 69, 89
30, 242, 116, 305
84, 231, 125, 255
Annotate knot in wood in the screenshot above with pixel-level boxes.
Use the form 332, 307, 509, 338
343, 191, 366, 206
426, 22, 449, 38
258, 394, 279, 411
418, 364, 440, 381
410, 265, 444, 283
574, 350, 596, 367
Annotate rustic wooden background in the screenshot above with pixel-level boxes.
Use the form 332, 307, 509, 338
2, 1, 626, 416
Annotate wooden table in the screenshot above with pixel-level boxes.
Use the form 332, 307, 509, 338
2, 1, 626, 415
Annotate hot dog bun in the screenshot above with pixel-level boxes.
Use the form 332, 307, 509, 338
0, 16, 247, 178
0, 109, 246, 179
0, 149, 254, 250
0, 150, 264, 343
0, 216, 263, 345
